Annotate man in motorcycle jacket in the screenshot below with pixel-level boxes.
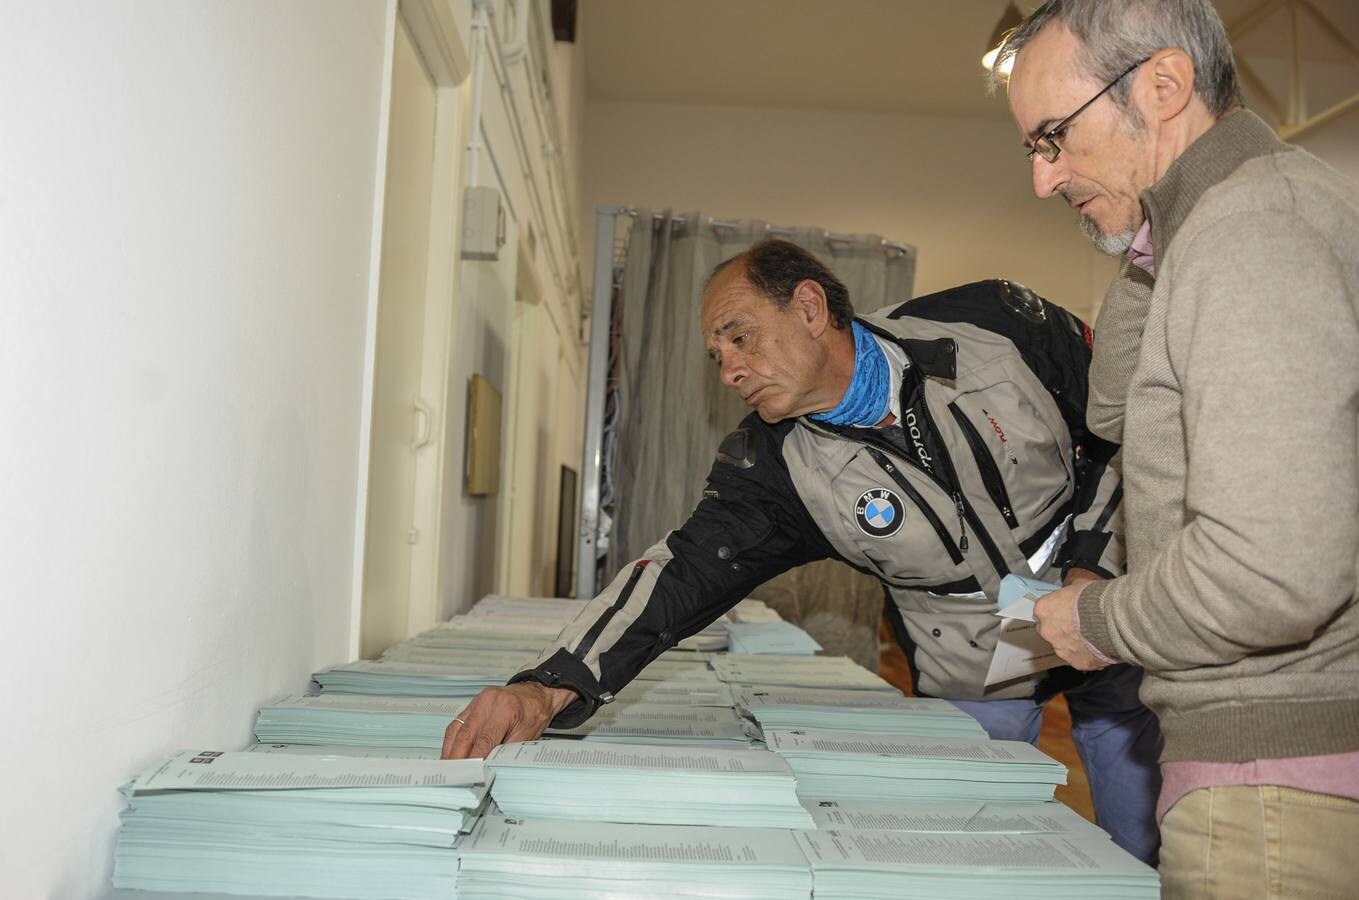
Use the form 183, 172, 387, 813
445, 239, 1161, 864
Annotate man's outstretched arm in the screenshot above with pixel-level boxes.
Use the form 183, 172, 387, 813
441, 420, 834, 759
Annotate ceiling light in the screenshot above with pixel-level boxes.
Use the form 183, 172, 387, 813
982, 1, 1024, 73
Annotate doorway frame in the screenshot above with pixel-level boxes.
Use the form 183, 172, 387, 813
349, 0, 472, 659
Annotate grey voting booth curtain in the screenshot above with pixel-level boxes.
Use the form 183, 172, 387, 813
606, 211, 916, 668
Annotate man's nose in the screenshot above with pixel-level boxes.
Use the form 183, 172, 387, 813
719, 353, 747, 388
1032, 153, 1068, 200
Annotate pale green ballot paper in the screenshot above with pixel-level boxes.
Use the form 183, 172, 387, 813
801, 797, 1110, 839
795, 828, 1159, 899
487, 740, 815, 828
113, 750, 487, 900
313, 658, 519, 696
767, 730, 1067, 801
128, 747, 484, 794
735, 685, 987, 738
545, 702, 758, 745
458, 816, 813, 900
608, 681, 736, 707
247, 742, 441, 759
712, 654, 898, 691
254, 693, 469, 749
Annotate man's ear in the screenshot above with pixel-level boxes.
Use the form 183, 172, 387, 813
791, 279, 831, 338
1144, 48, 1196, 122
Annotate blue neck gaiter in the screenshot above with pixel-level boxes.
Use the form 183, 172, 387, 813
810, 321, 891, 427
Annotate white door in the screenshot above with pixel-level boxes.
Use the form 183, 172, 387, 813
361, 18, 438, 659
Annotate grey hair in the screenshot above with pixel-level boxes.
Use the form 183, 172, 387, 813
988, 0, 1243, 117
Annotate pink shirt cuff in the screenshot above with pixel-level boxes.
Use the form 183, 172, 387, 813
1072, 581, 1121, 666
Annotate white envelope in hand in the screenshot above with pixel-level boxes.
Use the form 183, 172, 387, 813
984, 575, 1063, 687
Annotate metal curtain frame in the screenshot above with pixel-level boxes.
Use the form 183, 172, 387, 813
574, 207, 622, 600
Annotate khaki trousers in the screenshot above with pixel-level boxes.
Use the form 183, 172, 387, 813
1159, 785, 1359, 899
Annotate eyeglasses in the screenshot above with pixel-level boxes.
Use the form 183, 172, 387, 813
1026, 56, 1152, 164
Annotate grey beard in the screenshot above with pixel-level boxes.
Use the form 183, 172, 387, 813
1080, 213, 1136, 256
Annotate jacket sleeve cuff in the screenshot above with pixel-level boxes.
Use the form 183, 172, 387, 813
1059, 530, 1116, 580
508, 648, 613, 729
1064, 559, 1117, 581
1074, 579, 1122, 661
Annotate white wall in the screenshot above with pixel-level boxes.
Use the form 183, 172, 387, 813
0, 2, 390, 895
583, 100, 1122, 322
583, 98, 1359, 325
556, 26, 591, 249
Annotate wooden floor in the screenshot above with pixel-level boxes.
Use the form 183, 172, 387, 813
878, 621, 1095, 822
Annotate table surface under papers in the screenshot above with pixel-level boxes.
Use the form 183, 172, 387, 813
107, 591, 1155, 899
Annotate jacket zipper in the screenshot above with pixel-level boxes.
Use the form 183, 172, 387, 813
895, 389, 1013, 582
809, 370, 1013, 583
926, 413, 1013, 582
952, 493, 969, 552
864, 447, 964, 566
948, 403, 1020, 529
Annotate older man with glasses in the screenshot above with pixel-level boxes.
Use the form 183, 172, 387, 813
995, 1, 1359, 896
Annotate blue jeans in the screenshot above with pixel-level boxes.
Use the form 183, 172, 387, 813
950, 664, 1163, 866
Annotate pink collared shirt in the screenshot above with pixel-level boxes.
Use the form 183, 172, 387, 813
1127, 219, 1155, 275
1072, 583, 1359, 821
1158, 754, 1359, 821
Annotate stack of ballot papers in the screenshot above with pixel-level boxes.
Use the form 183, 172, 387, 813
371, 645, 535, 668
725, 621, 822, 655
794, 829, 1159, 899
736, 686, 988, 738
656, 648, 716, 663
800, 798, 1109, 839
457, 816, 813, 900
712, 654, 898, 691
629, 656, 721, 683
313, 659, 518, 697
379, 643, 535, 666
727, 598, 783, 623
610, 680, 736, 708
674, 616, 731, 651
545, 702, 758, 746
254, 694, 467, 749
470, 593, 733, 651
486, 740, 815, 828
468, 594, 590, 619
248, 743, 440, 759
390, 617, 564, 653
112, 750, 487, 900
767, 731, 1067, 801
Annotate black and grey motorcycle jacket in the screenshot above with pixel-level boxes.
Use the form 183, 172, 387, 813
515, 280, 1123, 726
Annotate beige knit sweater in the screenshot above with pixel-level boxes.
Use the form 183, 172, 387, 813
1079, 110, 1359, 763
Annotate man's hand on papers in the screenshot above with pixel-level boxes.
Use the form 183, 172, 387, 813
1033, 582, 1107, 673
441, 682, 579, 760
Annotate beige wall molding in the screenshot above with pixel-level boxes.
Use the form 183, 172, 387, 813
400, 0, 473, 86
1229, 0, 1359, 141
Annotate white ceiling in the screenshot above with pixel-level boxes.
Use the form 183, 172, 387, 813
581, 0, 1359, 120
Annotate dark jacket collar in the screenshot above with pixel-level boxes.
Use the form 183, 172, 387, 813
1142, 108, 1287, 254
